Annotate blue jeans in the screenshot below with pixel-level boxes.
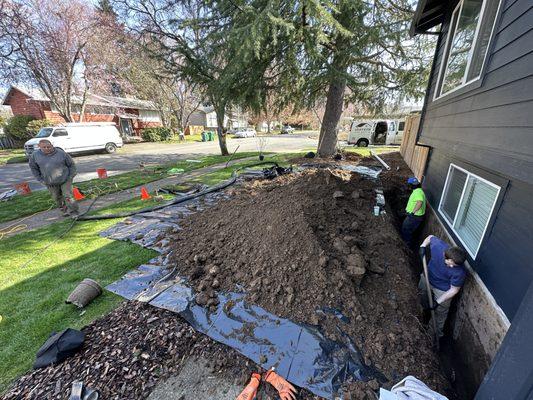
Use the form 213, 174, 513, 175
401, 214, 424, 247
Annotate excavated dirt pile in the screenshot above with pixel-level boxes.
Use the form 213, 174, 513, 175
168, 166, 450, 395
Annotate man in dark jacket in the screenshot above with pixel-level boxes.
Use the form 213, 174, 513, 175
29, 139, 79, 216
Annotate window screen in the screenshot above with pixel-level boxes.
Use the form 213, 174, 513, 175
441, 167, 467, 222
439, 165, 500, 258
453, 177, 499, 253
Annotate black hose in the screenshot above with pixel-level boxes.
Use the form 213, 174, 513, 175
77, 161, 280, 221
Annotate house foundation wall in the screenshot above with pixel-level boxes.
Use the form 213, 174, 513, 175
419, 207, 510, 390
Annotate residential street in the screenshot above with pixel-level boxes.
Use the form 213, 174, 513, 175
0, 134, 317, 191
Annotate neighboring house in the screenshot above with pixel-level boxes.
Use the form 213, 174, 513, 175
2, 86, 163, 137
411, 0, 532, 398
188, 105, 248, 131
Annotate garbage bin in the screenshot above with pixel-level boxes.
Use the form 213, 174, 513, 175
201, 131, 207, 142
209, 131, 215, 141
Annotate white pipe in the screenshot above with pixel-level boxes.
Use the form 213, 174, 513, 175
371, 150, 391, 170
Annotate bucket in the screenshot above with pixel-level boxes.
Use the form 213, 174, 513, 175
96, 168, 108, 179
14, 182, 32, 195
66, 279, 102, 308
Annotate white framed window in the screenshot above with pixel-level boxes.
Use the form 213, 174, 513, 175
438, 164, 500, 258
139, 109, 162, 122
434, 0, 503, 99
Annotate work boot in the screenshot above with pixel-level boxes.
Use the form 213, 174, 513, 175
60, 206, 70, 217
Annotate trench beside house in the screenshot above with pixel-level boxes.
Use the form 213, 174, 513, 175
407, 0, 533, 397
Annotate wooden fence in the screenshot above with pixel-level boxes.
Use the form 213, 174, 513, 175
400, 114, 429, 181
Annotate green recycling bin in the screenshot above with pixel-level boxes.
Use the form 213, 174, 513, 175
201, 132, 207, 142
209, 131, 215, 141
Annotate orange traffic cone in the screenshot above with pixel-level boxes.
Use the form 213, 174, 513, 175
14, 182, 32, 195
72, 187, 85, 201
96, 168, 108, 179
140, 187, 151, 200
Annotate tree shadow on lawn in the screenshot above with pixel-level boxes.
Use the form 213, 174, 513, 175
0, 235, 156, 393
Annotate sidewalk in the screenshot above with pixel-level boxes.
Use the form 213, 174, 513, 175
0, 158, 252, 238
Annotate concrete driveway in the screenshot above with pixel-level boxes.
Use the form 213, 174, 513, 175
0, 134, 317, 191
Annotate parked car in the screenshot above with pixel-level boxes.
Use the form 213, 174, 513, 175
347, 119, 401, 147
233, 128, 257, 138
280, 125, 294, 134
24, 122, 123, 157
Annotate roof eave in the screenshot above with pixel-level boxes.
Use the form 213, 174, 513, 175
410, 0, 447, 37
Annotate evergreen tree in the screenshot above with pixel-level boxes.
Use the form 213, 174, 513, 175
211, 0, 432, 156
115, 0, 431, 156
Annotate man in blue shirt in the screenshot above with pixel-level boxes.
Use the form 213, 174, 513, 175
418, 235, 467, 338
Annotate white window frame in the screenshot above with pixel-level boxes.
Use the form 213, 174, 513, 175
138, 109, 162, 122
434, 0, 502, 100
438, 163, 501, 259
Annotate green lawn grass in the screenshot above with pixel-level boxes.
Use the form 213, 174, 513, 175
0, 197, 163, 393
188, 152, 303, 186
165, 133, 212, 143
0, 151, 297, 393
0, 154, 271, 393
0, 152, 259, 224
0, 149, 27, 166
343, 146, 398, 157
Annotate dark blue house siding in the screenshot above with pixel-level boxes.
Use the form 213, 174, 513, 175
423, 149, 533, 318
418, 0, 533, 320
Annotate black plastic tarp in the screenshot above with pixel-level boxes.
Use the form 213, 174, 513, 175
103, 174, 384, 399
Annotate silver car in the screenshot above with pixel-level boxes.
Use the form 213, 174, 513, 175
233, 128, 257, 138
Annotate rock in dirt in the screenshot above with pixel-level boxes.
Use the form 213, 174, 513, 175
333, 190, 344, 199
333, 238, 351, 255
196, 292, 210, 306
194, 254, 206, 265
366, 260, 386, 275
318, 254, 328, 268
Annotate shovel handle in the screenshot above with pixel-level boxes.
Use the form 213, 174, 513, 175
422, 255, 440, 351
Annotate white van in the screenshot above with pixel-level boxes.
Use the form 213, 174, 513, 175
348, 119, 402, 147
24, 122, 123, 157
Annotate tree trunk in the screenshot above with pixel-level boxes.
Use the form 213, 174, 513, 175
215, 104, 229, 156
266, 116, 271, 134
317, 75, 346, 157
78, 87, 89, 123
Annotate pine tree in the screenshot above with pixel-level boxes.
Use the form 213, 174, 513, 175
116, 0, 431, 156
210, 0, 432, 156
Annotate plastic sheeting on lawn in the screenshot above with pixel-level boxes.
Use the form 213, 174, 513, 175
102, 174, 384, 399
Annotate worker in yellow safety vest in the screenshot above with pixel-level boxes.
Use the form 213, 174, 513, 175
401, 177, 426, 247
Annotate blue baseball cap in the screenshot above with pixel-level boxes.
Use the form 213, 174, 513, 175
407, 177, 419, 185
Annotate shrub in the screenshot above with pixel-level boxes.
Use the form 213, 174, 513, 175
4, 115, 35, 141
141, 127, 173, 142
27, 119, 54, 136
